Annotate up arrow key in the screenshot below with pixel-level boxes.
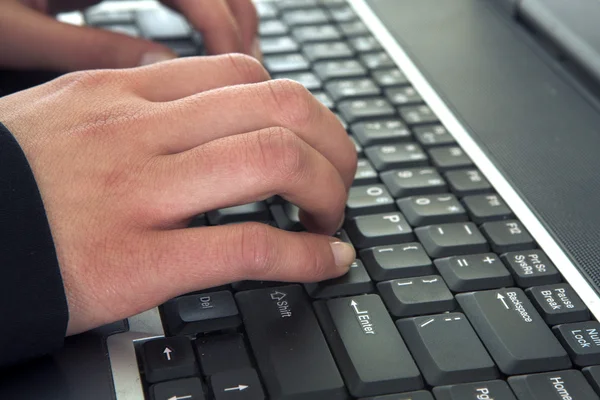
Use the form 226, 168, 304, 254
163, 347, 173, 361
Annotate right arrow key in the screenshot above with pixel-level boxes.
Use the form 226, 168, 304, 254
210, 368, 265, 400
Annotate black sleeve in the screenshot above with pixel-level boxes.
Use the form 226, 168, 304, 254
0, 122, 68, 367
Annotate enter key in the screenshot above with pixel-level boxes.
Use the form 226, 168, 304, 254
456, 288, 571, 375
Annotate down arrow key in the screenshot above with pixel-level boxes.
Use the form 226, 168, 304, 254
211, 368, 265, 400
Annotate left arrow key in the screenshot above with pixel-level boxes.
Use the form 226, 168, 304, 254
142, 337, 199, 383
150, 377, 205, 400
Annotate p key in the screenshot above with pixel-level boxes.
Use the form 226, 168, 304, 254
344, 212, 414, 248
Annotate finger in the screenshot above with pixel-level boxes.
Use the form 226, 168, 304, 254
173, 0, 243, 55
0, 2, 176, 71
155, 79, 357, 189
226, 0, 260, 57
133, 54, 270, 102
153, 127, 348, 234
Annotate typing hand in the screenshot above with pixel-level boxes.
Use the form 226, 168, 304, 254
0, 0, 260, 71
0, 55, 357, 335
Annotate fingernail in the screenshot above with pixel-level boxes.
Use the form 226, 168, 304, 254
138, 52, 176, 66
330, 241, 356, 270
251, 38, 263, 62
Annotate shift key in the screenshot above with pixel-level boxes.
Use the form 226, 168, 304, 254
236, 285, 346, 400
456, 288, 571, 375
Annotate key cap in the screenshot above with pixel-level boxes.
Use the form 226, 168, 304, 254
304, 41, 354, 62
380, 167, 448, 198
359, 392, 433, 400
314, 294, 423, 397
305, 259, 374, 299
273, 71, 321, 90
354, 158, 379, 185
255, 2, 277, 19
413, 124, 455, 147
162, 291, 241, 335
365, 143, 428, 171
136, 8, 191, 40
338, 20, 369, 37
338, 98, 395, 123
385, 86, 423, 106
501, 250, 561, 287
360, 243, 434, 281
260, 36, 299, 54
508, 370, 599, 400
207, 202, 271, 225
292, 24, 341, 43
325, 78, 380, 101
264, 53, 310, 73
345, 212, 414, 248
373, 68, 410, 88
282, 9, 330, 26
142, 337, 199, 383
433, 380, 517, 400
583, 366, 600, 394
397, 313, 498, 386
397, 194, 468, 227
415, 222, 489, 258
463, 194, 514, 223
236, 285, 346, 400
150, 377, 205, 400
481, 220, 535, 253
260, 20, 288, 37
352, 119, 411, 146
329, 5, 357, 22
189, 213, 207, 227
350, 36, 383, 53
313, 91, 334, 109
526, 283, 590, 325
434, 253, 514, 292
554, 322, 600, 367
278, 0, 319, 10
211, 368, 265, 400
195, 334, 252, 376
445, 169, 492, 196
456, 288, 571, 375
270, 203, 303, 231
428, 146, 472, 170
346, 184, 396, 217
314, 60, 367, 81
399, 105, 439, 125
378, 275, 455, 317
361, 52, 395, 70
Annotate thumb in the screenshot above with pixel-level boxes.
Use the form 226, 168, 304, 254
0, 2, 176, 71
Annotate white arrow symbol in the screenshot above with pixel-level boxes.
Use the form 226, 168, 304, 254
167, 396, 192, 400
270, 291, 286, 301
350, 300, 360, 314
163, 347, 172, 361
497, 293, 510, 310
224, 385, 249, 392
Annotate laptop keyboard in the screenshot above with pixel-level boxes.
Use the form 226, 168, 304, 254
84, 1, 600, 399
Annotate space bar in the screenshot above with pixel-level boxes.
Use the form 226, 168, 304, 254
236, 285, 347, 400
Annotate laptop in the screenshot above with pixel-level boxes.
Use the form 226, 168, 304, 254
2, 0, 600, 399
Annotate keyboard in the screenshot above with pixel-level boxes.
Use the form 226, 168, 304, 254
82, 1, 600, 399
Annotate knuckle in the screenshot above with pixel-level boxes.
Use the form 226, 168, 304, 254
56, 69, 118, 91
253, 127, 308, 185
299, 235, 329, 278
234, 223, 278, 278
266, 79, 317, 129
224, 53, 269, 82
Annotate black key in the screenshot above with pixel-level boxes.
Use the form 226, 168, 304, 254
433, 380, 517, 400
378, 275, 455, 317
397, 313, 498, 386
292, 25, 341, 42
508, 370, 599, 400
273, 71, 321, 90
397, 194, 468, 227
338, 20, 369, 37
278, 0, 319, 10
583, 366, 600, 394
195, 334, 252, 376
346, 184, 396, 217
365, 143, 428, 171
270, 203, 303, 231
162, 291, 241, 335
501, 250, 562, 287
372, 68, 410, 88
345, 212, 414, 248
305, 259, 374, 299
456, 288, 571, 375
207, 202, 271, 225
350, 36, 383, 53
554, 322, 600, 367
434, 253, 514, 292
150, 378, 205, 400
415, 222, 489, 258
399, 105, 439, 125
481, 220, 535, 253
428, 146, 472, 170
380, 167, 448, 198
314, 294, 423, 397
445, 169, 492, 196
189, 213, 207, 227
259, 20, 288, 37
325, 78, 380, 101
354, 158, 379, 185
526, 283, 590, 325
338, 98, 395, 123
314, 59, 367, 80
136, 8, 190, 40
413, 124, 455, 147
260, 36, 299, 54
329, 5, 358, 22
334, 228, 353, 245
304, 41, 354, 62
236, 285, 346, 400
256, 2, 277, 19
359, 392, 433, 400
264, 53, 310, 73
361, 52, 395, 70
360, 243, 434, 281
463, 194, 514, 223
351, 119, 411, 146
142, 337, 199, 383
211, 368, 265, 400
313, 91, 334, 109
282, 9, 330, 26
385, 86, 423, 106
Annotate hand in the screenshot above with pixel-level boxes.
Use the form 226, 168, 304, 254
0, 54, 357, 335
0, 0, 259, 71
